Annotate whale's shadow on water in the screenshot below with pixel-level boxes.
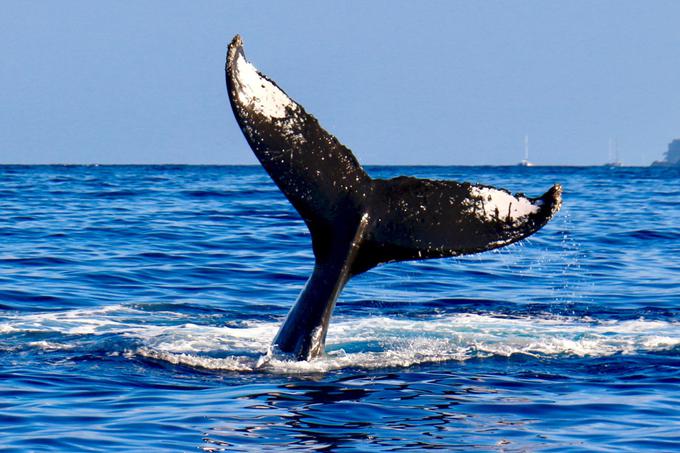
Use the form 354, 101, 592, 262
202, 371, 467, 450
198, 349, 680, 450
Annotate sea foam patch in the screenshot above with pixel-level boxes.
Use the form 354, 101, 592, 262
1, 306, 678, 373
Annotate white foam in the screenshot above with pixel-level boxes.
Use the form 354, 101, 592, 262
2, 306, 678, 373
138, 348, 253, 372
27, 340, 74, 351
0, 305, 139, 336
469, 187, 540, 222
233, 52, 296, 119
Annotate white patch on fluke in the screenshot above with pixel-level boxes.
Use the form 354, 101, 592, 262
233, 51, 296, 119
469, 187, 540, 222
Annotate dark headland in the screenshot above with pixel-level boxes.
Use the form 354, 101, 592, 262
651, 139, 680, 166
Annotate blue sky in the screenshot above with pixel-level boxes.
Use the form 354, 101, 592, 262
1, 1, 679, 165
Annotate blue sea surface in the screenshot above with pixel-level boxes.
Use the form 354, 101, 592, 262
0, 165, 678, 451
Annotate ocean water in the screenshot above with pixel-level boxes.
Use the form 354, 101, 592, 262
0, 164, 678, 451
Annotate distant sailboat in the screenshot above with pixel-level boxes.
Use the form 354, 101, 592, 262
604, 138, 622, 167
518, 134, 533, 167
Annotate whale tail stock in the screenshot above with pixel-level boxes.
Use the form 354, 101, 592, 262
225, 35, 562, 360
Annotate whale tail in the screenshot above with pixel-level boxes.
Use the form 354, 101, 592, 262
225, 35, 562, 360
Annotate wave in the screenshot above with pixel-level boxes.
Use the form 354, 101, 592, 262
1, 306, 678, 374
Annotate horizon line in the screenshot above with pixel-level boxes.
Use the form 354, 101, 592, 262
0, 163, 659, 168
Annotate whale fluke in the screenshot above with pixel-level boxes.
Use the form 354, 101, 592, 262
225, 35, 562, 361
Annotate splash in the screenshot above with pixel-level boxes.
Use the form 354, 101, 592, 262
1, 305, 678, 374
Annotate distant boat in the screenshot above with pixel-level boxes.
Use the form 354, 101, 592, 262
604, 138, 622, 167
518, 135, 533, 167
